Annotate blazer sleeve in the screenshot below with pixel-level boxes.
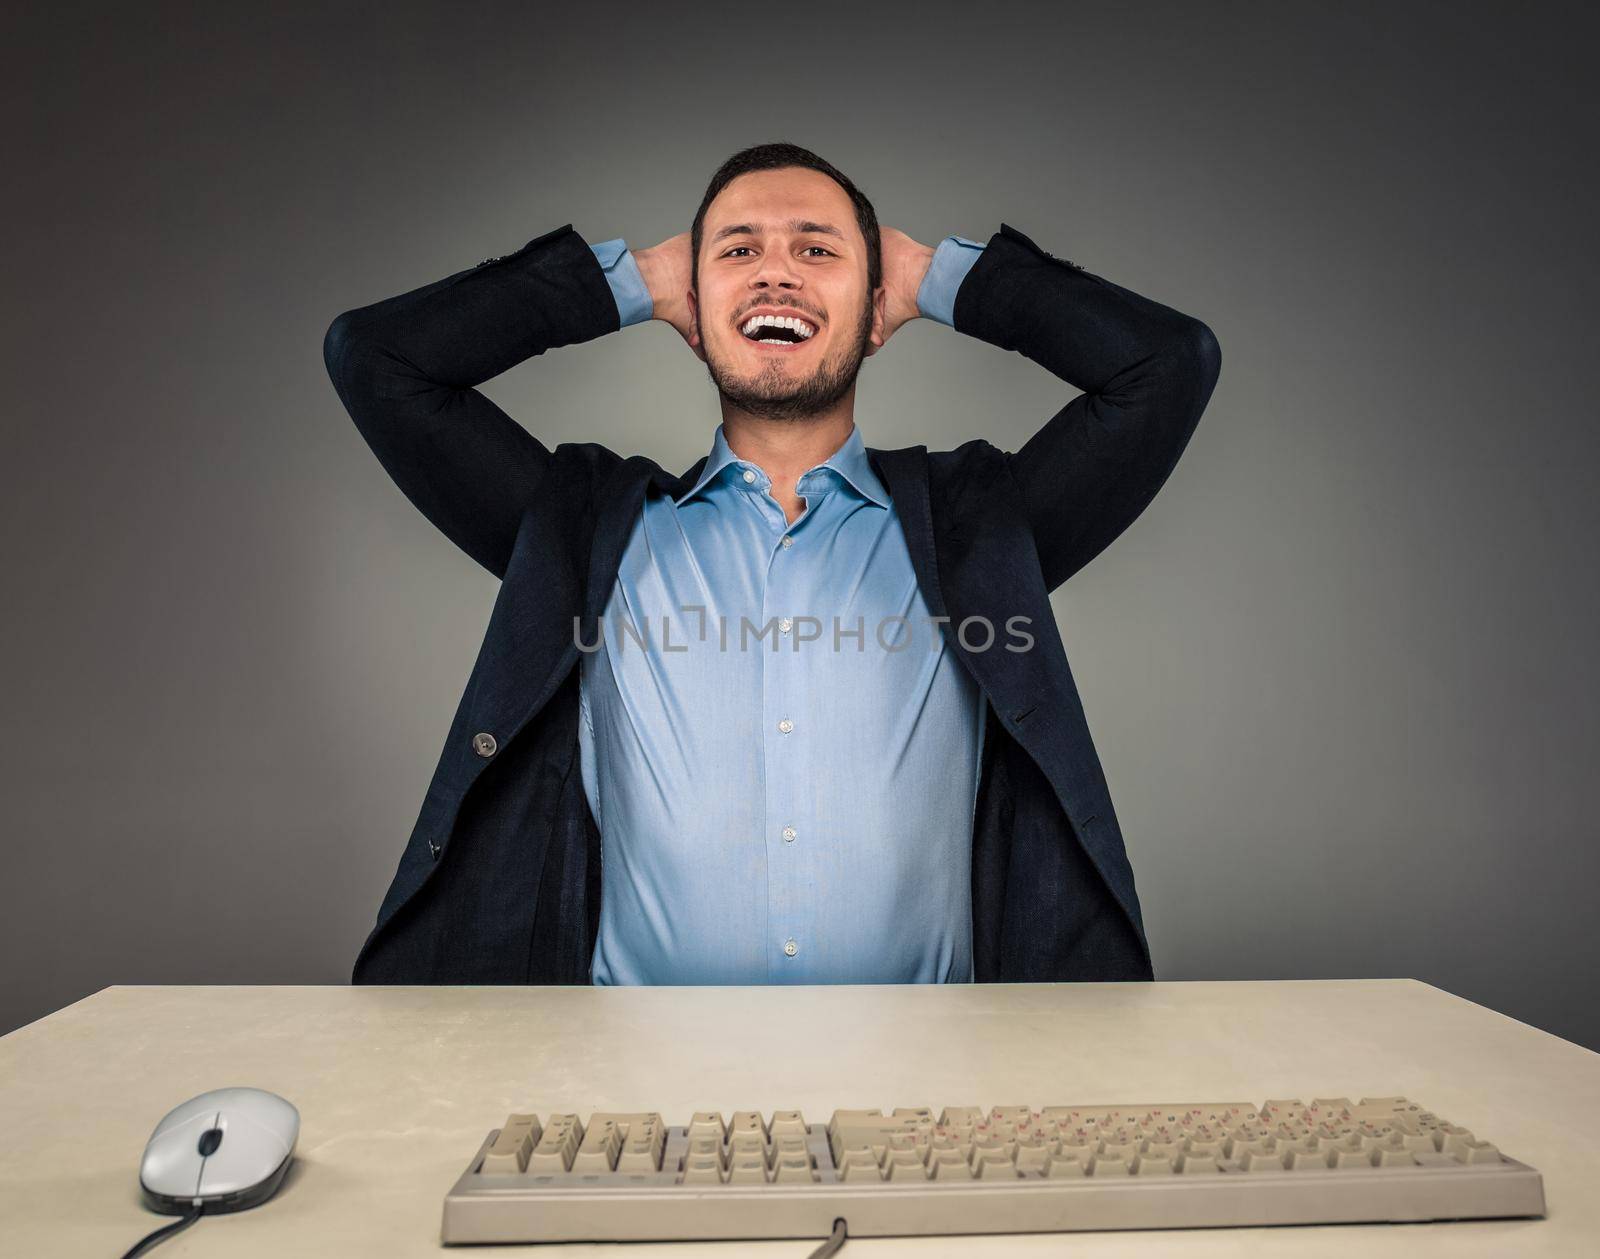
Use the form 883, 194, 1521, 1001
321, 223, 621, 580
952, 223, 1222, 593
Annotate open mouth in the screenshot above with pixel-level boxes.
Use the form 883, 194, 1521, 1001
739, 312, 819, 350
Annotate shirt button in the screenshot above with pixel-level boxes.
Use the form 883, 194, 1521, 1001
782, 825, 797, 843
742, 469, 756, 483
780, 535, 794, 548
779, 617, 793, 633
783, 939, 798, 957
777, 718, 794, 734
472, 732, 498, 758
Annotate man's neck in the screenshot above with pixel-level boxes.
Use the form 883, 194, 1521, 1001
720, 412, 858, 525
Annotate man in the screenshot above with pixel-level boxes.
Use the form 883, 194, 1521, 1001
323, 142, 1221, 987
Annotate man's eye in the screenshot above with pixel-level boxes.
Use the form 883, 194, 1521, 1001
721, 246, 834, 257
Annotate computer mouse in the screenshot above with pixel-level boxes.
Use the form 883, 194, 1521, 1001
139, 1086, 300, 1214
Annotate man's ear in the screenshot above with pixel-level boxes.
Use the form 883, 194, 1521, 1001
864, 283, 888, 358
686, 287, 707, 363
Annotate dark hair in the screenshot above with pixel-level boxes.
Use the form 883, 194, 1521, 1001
690, 142, 881, 295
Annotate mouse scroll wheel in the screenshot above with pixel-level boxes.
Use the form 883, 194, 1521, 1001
197, 1126, 224, 1156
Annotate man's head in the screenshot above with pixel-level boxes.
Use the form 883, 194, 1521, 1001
687, 143, 883, 422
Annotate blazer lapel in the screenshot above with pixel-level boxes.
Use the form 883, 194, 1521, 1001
870, 443, 1143, 938
581, 454, 706, 627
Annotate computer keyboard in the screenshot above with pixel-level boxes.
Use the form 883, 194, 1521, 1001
440, 1095, 1545, 1244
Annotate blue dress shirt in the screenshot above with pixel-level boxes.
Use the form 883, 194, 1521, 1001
578, 232, 987, 986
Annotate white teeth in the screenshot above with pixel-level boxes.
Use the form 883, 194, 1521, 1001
741, 314, 815, 340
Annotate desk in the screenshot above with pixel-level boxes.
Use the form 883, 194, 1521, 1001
2, 980, 1596, 1256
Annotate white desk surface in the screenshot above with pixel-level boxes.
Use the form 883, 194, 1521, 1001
3, 980, 1596, 1256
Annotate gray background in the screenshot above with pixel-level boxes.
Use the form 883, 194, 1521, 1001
4, 0, 1597, 1051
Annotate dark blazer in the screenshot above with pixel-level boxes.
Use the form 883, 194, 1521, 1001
322, 221, 1221, 986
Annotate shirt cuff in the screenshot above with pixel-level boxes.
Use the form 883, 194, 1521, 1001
589, 238, 653, 328
916, 235, 986, 327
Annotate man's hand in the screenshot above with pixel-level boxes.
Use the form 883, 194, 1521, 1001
633, 232, 698, 353
866, 227, 935, 357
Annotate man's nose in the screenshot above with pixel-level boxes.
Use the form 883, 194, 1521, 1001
751, 255, 801, 289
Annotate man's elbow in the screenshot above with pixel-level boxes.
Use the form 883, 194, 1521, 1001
1193, 318, 1222, 392
1148, 317, 1221, 430
1178, 317, 1222, 405
321, 310, 362, 393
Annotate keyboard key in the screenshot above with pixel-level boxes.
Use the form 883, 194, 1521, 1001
774, 1156, 816, 1184
770, 1110, 809, 1138
680, 1157, 725, 1185
730, 1111, 768, 1141
688, 1111, 726, 1141
528, 1115, 582, 1172
729, 1133, 767, 1160
480, 1114, 541, 1174
728, 1155, 769, 1184
572, 1121, 622, 1172
1438, 1128, 1479, 1157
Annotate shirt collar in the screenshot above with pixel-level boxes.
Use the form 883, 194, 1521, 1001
674, 423, 890, 509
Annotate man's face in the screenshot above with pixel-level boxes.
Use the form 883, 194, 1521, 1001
689, 167, 883, 422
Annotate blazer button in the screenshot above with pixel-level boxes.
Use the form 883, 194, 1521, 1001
427, 839, 441, 860
473, 731, 498, 758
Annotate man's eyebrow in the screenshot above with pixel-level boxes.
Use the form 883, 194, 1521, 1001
709, 218, 847, 244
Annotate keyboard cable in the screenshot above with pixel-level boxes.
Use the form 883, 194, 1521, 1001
119, 1202, 204, 1258
806, 1216, 849, 1257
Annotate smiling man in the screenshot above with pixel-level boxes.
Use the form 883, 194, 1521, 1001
323, 142, 1221, 988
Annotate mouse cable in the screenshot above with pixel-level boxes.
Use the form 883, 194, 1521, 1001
805, 1216, 848, 1258
119, 1201, 204, 1258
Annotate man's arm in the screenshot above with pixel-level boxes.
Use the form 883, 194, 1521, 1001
321, 224, 630, 580
916, 234, 987, 326
944, 223, 1222, 593
589, 237, 654, 328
